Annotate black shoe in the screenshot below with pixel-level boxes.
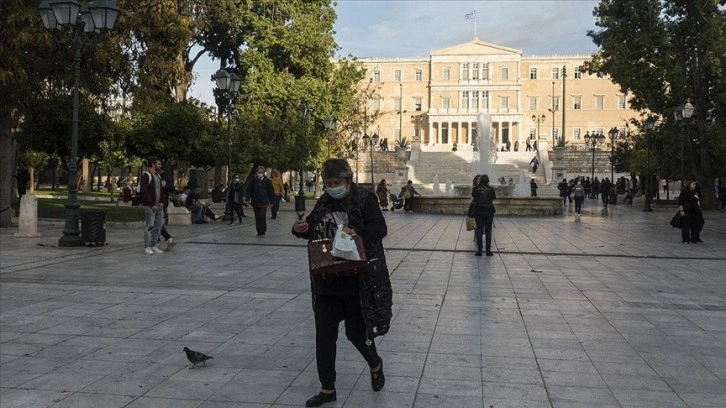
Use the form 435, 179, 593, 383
475, 251, 482, 256
271, 216, 276, 219
229, 221, 234, 225
305, 391, 336, 407
370, 357, 385, 391
486, 251, 494, 256
241, 215, 247, 217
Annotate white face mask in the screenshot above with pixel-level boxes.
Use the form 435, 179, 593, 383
256, 172, 264, 179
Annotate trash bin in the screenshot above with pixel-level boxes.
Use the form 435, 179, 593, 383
609, 191, 618, 205
81, 211, 107, 246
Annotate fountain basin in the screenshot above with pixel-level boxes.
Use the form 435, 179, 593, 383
411, 196, 563, 216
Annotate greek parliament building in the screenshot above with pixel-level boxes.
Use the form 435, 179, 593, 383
356, 37, 639, 151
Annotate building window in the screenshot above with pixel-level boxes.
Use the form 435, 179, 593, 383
617, 95, 626, 109
394, 69, 401, 82
442, 68, 450, 81
393, 98, 401, 111
530, 68, 537, 80
482, 63, 489, 80
529, 128, 537, 139
482, 91, 489, 109
441, 97, 450, 109
528, 96, 537, 110
415, 69, 422, 81
461, 63, 470, 80
373, 70, 380, 82
414, 97, 422, 111
472, 91, 479, 110
551, 96, 560, 111
461, 91, 469, 109
574, 66, 582, 79
500, 67, 508, 80
573, 96, 582, 110
573, 128, 581, 140
373, 98, 381, 111
472, 63, 479, 80
551, 67, 560, 79
594, 95, 604, 110
499, 96, 509, 111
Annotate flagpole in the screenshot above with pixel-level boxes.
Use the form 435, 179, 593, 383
474, 16, 477, 38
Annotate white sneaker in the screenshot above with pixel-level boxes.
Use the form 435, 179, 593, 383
151, 246, 164, 254
144, 247, 155, 255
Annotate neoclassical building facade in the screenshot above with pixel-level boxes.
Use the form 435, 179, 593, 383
357, 37, 639, 151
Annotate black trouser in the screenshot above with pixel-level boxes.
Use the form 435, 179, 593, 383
574, 197, 584, 214
204, 206, 216, 220
314, 293, 379, 390
230, 202, 245, 221
681, 212, 702, 243
475, 210, 494, 253
159, 226, 171, 241
403, 197, 413, 212
270, 195, 281, 219
253, 206, 268, 235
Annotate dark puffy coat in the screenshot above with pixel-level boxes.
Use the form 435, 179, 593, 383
295, 184, 393, 339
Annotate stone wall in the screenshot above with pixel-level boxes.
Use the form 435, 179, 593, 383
411, 196, 563, 216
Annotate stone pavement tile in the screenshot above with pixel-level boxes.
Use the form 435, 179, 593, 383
552, 403, 621, 408
679, 392, 726, 408
592, 360, 658, 375
542, 370, 607, 388
46, 392, 134, 408
1, 369, 45, 388
417, 378, 482, 398
209, 368, 298, 404
413, 393, 483, 408
145, 379, 227, 400
122, 396, 203, 408
611, 388, 688, 408
481, 381, 548, 401
352, 374, 419, 394
547, 385, 619, 405
422, 362, 481, 381
0, 388, 69, 408
481, 366, 544, 385
482, 397, 551, 408
343, 389, 416, 408
274, 386, 349, 407
199, 401, 265, 408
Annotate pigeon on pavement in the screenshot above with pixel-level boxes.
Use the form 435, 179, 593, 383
183, 347, 213, 369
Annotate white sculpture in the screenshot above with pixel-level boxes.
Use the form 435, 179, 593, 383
432, 174, 440, 195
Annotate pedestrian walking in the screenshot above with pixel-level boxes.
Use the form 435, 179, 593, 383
270, 170, 284, 219
227, 174, 247, 224
600, 177, 612, 207
140, 157, 164, 255
558, 178, 569, 207
399, 180, 421, 213
246, 165, 275, 237
530, 178, 538, 197
573, 180, 585, 216
677, 180, 704, 243
472, 174, 496, 256
292, 158, 392, 407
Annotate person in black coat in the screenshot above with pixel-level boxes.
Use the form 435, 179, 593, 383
292, 159, 392, 407
558, 178, 569, 207
678, 180, 704, 243
15, 163, 30, 198
226, 174, 247, 224
246, 166, 275, 237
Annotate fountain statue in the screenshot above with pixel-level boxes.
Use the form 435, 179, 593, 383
515, 170, 529, 197
445, 178, 453, 195
432, 174, 440, 195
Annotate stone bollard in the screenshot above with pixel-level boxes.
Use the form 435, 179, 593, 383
14, 195, 42, 238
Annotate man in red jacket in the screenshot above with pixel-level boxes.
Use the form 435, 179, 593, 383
140, 157, 165, 255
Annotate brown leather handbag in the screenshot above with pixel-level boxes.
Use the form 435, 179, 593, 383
307, 235, 368, 280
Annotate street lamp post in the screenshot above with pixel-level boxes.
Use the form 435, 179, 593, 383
213, 69, 242, 185
296, 102, 310, 198
643, 120, 655, 212
352, 129, 361, 182
531, 114, 546, 143
674, 101, 695, 189
549, 81, 556, 146
39, 0, 119, 247
322, 115, 334, 158
584, 130, 605, 181
361, 132, 379, 189
607, 127, 620, 183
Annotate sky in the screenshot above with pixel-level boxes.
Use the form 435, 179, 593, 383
187, 0, 602, 106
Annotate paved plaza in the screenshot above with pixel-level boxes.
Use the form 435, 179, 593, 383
1, 198, 725, 408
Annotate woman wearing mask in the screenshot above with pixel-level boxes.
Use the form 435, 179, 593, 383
292, 159, 392, 407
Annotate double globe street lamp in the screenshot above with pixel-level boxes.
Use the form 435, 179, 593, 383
213, 69, 242, 185
38, 0, 119, 247
584, 130, 605, 182
673, 101, 695, 189
361, 132, 379, 189
531, 114, 546, 144
322, 115, 335, 158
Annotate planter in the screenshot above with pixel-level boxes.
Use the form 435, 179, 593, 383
395, 146, 408, 159
553, 146, 566, 161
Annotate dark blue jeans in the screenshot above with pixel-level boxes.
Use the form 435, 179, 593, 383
475, 210, 495, 253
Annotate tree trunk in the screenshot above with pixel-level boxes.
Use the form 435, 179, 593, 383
0, 110, 14, 227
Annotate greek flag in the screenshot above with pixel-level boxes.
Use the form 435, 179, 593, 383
465, 11, 476, 19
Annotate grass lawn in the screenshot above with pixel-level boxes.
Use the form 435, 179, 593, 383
12, 197, 144, 223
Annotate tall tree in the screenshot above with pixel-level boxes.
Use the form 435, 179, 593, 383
587, 0, 726, 208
